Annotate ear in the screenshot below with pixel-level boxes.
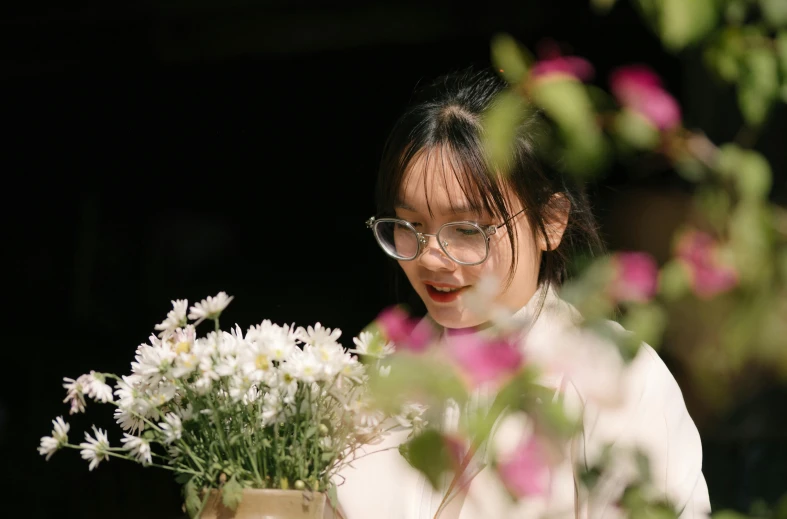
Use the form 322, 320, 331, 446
538, 194, 571, 251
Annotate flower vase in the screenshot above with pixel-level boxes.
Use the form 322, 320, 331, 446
201, 489, 338, 519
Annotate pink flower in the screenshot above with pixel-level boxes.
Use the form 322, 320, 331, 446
497, 436, 549, 497
445, 332, 523, 387
531, 56, 594, 82
376, 306, 434, 352
609, 65, 681, 130
676, 230, 738, 299
608, 252, 658, 303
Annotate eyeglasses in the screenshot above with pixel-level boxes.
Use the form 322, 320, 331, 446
365, 210, 524, 266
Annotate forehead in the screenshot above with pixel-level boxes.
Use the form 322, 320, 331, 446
397, 147, 480, 214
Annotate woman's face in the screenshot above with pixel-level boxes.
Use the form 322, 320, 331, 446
395, 153, 546, 329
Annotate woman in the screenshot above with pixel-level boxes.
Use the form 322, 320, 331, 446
336, 68, 710, 518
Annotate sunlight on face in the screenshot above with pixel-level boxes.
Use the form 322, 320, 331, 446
395, 150, 544, 329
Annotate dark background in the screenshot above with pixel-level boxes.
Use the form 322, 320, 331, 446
4, 1, 786, 517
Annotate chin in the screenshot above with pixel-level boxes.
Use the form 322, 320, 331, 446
425, 304, 486, 330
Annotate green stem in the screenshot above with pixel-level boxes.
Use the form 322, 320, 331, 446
62, 444, 202, 475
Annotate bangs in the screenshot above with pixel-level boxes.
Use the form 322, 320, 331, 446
393, 142, 512, 221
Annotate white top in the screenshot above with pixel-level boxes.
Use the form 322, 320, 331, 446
335, 286, 711, 519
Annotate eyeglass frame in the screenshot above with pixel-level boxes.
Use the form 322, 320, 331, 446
365, 209, 525, 266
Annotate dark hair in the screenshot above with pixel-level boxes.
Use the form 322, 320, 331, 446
376, 66, 605, 309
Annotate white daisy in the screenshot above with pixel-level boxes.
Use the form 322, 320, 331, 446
159, 412, 183, 444
296, 322, 342, 347
84, 372, 114, 403
79, 426, 111, 471
38, 436, 60, 461
121, 433, 152, 465
38, 416, 70, 460
154, 299, 189, 337
350, 331, 395, 358
114, 407, 145, 434
62, 375, 90, 414
188, 292, 233, 324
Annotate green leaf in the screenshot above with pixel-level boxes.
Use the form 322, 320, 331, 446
760, 0, 787, 28
482, 90, 529, 176
738, 48, 779, 125
725, 0, 749, 24
401, 430, 453, 490
326, 484, 339, 512
660, 0, 719, 50
304, 425, 317, 439
776, 31, 787, 76
530, 78, 608, 177
175, 472, 193, 485
711, 511, 749, 519
591, 0, 618, 13
490, 33, 532, 85
183, 478, 202, 518
620, 303, 668, 349
613, 109, 660, 150
221, 474, 244, 510
717, 144, 773, 200
658, 260, 690, 301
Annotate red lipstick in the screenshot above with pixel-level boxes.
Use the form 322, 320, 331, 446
424, 282, 467, 303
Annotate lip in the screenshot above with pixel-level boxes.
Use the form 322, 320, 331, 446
423, 281, 468, 303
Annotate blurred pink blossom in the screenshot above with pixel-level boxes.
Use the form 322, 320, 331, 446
445, 332, 523, 387
531, 56, 595, 82
676, 230, 738, 299
497, 436, 549, 497
376, 306, 434, 352
609, 252, 659, 303
609, 65, 681, 130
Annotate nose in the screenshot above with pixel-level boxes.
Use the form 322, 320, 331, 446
417, 234, 454, 271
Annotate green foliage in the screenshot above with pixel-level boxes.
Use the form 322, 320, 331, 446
482, 90, 530, 176
760, 0, 787, 28
613, 109, 662, 150
184, 478, 202, 518
401, 430, 454, 490
490, 33, 532, 85
716, 144, 773, 201
738, 47, 780, 125
221, 474, 243, 510
531, 78, 609, 177
660, 0, 719, 50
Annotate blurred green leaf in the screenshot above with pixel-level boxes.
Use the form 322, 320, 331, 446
729, 202, 773, 285
697, 186, 732, 232
711, 510, 749, 519
482, 90, 529, 176
777, 31, 787, 75
658, 260, 690, 301
704, 28, 745, 82
760, 0, 787, 28
222, 474, 243, 510
490, 33, 532, 85
184, 478, 202, 518
613, 109, 661, 150
717, 144, 773, 200
738, 47, 779, 125
591, 0, 619, 13
401, 429, 453, 490
660, 0, 719, 50
725, 0, 749, 24
531, 78, 608, 176
368, 352, 469, 413
621, 303, 668, 349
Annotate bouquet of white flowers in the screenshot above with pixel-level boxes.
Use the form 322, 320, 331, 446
39, 292, 411, 517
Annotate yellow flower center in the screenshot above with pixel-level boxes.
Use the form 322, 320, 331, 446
175, 342, 191, 354
256, 354, 270, 370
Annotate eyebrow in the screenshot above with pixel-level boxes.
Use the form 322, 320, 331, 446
394, 201, 480, 214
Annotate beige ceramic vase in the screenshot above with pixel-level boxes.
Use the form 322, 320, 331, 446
200, 489, 338, 519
